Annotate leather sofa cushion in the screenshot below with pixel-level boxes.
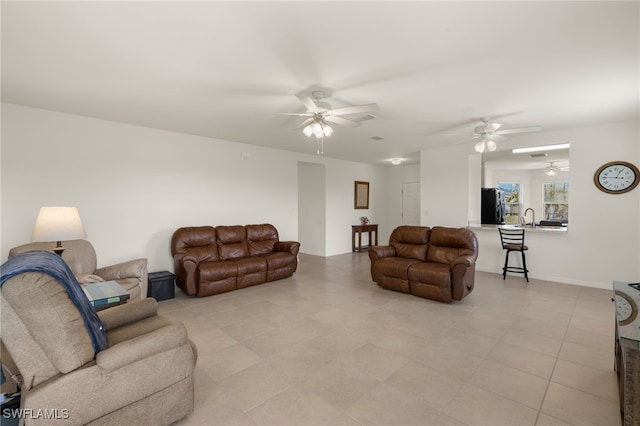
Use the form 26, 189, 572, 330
408, 262, 451, 287
171, 226, 219, 262
198, 260, 237, 282
258, 252, 295, 270
389, 226, 430, 261
231, 257, 267, 275
247, 224, 279, 255
216, 226, 250, 259
373, 257, 422, 280
427, 227, 477, 264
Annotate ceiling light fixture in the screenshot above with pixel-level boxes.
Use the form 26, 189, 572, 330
474, 138, 497, 153
545, 161, 560, 176
303, 118, 333, 139
390, 158, 402, 165
512, 143, 570, 154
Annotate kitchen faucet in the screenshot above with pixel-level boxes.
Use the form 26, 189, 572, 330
523, 208, 536, 227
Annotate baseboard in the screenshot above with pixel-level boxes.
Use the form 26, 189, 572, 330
475, 266, 612, 290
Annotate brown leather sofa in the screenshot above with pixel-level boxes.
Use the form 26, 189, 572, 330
369, 226, 478, 303
171, 224, 300, 297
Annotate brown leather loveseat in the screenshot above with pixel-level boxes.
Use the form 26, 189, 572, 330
171, 224, 300, 297
369, 226, 478, 303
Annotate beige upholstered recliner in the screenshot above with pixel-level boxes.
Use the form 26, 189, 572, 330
0, 255, 197, 425
8, 239, 148, 300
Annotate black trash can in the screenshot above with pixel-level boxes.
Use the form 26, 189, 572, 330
147, 271, 175, 301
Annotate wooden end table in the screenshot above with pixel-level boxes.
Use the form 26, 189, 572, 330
352, 224, 378, 252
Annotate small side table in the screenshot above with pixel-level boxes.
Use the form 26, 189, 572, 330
148, 271, 176, 301
352, 224, 378, 252
82, 280, 130, 311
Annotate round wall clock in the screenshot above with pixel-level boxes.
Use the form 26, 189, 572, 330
593, 161, 639, 194
614, 290, 638, 326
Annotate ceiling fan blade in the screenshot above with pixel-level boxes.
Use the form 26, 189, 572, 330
488, 134, 507, 142
277, 112, 313, 116
354, 114, 376, 122
296, 117, 315, 129
496, 126, 542, 135
329, 103, 380, 116
296, 95, 319, 112
453, 136, 479, 145
325, 116, 362, 128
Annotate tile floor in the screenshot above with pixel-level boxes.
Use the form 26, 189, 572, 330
166, 253, 621, 426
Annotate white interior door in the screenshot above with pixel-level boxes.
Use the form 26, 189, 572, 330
402, 182, 420, 225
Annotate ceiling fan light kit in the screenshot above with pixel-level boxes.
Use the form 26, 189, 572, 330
474, 139, 497, 153
303, 120, 333, 139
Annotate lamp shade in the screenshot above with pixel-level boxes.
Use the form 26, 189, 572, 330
31, 207, 87, 242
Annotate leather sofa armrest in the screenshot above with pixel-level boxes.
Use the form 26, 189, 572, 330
98, 298, 158, 331
95, 258, 148, 281
96, 323, 188, 372
451, 255, 475, 268
368, 245, 396, 262
174, 254, 199, 296
275, 241, 300, 257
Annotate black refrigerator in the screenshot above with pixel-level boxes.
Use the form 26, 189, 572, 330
481, 188, 505, 225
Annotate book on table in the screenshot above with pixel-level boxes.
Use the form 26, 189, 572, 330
82, 280, 129, 310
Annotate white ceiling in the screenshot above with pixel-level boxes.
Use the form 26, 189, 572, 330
2, 1, 638, 166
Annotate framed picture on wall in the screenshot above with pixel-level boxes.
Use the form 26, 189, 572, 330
354, 181, 369, 209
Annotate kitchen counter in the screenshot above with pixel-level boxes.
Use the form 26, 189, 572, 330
468, 223, 568, 233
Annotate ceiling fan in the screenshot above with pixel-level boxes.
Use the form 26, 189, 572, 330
280, 91, 380, 139
469, 119, 542, 153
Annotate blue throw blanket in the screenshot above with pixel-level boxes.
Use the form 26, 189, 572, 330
1, 250, 107, 354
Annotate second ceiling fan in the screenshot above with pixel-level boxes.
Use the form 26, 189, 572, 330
470, 119, 542, 153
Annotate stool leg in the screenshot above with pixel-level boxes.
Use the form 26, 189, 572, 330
521, 250, 529, 282
503, 250, 509, 280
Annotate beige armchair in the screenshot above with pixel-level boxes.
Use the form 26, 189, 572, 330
0, 253, 197, 425
8, 239, 148, 300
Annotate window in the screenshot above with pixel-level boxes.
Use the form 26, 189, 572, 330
544, 182, 569, 222
498, 182, 520, 223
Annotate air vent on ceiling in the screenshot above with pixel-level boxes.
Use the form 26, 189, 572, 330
371, 136, 384, 141
530, 153, 548, 158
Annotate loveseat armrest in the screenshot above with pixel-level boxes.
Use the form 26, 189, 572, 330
95, 258, 148, 281
368, 245, 396, 262
98, 298, 158, 330
450, 254, 476, 268
275, 241, 300, 257
96, 323, 188, 372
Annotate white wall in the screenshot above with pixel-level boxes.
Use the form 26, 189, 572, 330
1, 103, 388, 270
422, 120, 640, 288
298, 162, 326, 256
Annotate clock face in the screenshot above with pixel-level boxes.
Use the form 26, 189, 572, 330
614, 290, 638, 326
594, 161, 639, 194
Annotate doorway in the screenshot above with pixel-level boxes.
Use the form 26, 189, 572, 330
402, 182, 420, 225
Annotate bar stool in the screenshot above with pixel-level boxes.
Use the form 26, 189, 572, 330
498, 228, 529, 282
